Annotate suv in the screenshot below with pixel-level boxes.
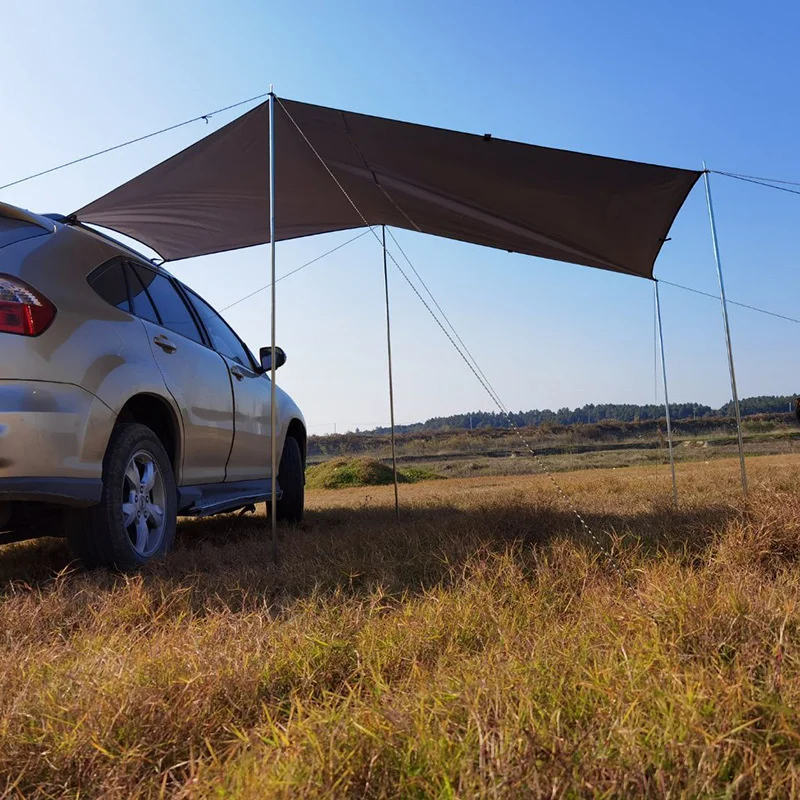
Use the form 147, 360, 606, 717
0, 202, 306, 569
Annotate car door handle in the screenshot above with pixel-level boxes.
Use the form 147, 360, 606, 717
230, 365, 245, 381
153, 335, 177, 354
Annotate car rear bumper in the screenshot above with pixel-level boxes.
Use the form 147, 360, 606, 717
0, 380, 114, 504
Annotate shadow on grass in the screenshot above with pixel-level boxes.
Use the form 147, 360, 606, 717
0, 497, 737, 601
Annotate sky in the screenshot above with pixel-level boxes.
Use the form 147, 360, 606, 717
3, 0, 800, 433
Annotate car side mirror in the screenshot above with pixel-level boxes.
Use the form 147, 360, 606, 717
260, 346, 287, 372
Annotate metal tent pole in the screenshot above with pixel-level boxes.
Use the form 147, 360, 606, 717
702, 164, 748, 496
382, 226, 400, 519
269, 89, 279, 561
654, 280, 678, 505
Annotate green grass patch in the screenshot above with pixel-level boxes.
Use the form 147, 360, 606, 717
306, 458, 441, 489
401, 466, 443, 483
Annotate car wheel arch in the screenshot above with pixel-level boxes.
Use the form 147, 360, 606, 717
285, 418, 307, 470
116, 394, 183, 482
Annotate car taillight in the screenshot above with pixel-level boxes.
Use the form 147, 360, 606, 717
0, 274, 56, 336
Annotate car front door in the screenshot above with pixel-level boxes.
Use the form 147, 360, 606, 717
126, 263, 234, 485
182, 287, 272, 483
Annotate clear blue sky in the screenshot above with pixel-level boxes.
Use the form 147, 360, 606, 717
3, 1, 800, 432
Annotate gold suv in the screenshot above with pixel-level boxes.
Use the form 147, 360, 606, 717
0, 203, 306, 569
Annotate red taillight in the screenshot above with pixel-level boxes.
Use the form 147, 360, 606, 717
0, 274, 56, 336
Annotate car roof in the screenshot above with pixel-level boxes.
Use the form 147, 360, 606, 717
0, 201, 174, 277
66, 220, 175, 276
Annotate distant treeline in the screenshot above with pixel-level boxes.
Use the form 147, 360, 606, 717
370, 395, 799, 434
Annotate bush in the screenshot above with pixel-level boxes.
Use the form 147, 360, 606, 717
306, 458, 440, 490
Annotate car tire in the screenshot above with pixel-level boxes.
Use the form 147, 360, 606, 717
275, 436, 304, 524
67, 423, 177, 570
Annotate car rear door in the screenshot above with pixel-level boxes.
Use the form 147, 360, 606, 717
182, 287, 272, 483
126, 263, 234, 485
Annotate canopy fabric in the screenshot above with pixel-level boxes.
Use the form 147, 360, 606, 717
75, 97, 701, 278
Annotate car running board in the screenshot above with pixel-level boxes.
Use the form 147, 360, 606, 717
178, 480, 282, 518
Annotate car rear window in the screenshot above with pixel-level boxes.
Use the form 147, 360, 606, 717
88, 259, 131, 312
0, 217, 49, 249
125, 263, 160, 324
130, 264, 205, 345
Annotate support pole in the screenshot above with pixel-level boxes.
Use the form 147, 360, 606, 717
382, 226, 400, 520
703, 164, 748, 496
654, 280, 678, 505
269, 89, 279, 561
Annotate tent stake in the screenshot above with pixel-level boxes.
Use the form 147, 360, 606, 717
654, 280, 678, 505
382, 226, 400, 520
269, 88, 279, 562
702, 164, 748, 496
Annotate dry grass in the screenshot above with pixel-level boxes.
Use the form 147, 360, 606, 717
2, 456, 800, 797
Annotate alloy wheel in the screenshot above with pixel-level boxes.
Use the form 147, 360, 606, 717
121, 449, 166, 558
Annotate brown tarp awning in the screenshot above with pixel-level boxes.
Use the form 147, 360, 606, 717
75, 97, 701, 278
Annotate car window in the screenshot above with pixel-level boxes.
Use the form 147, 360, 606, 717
89, 260, 130, 312
126, 263, 160, 324
184, 287, 255, 368
130, 264, 204, 345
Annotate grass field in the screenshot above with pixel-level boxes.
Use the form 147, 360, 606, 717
3, 455, 800, 797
